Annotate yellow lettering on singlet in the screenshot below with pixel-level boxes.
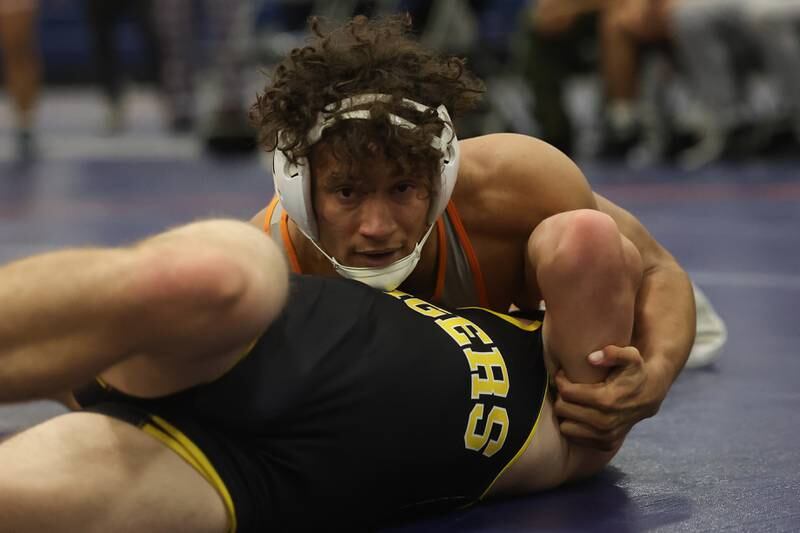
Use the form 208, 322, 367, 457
386, 290, 411, 301
463, 347, 509, 399
403, 297, 449, 319
386, 289, 512, 458
436, 315, 493, 347
464, 404, 509, 458
386, 291, 448, 318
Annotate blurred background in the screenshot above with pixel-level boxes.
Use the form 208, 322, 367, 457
1, 0, 798, 169
1, 4, 799, 530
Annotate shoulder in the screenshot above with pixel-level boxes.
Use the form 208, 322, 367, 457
453, 134, 597, 237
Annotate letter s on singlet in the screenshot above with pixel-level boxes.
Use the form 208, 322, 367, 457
464, 404, 509, 458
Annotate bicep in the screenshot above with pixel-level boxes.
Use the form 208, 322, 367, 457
510, 136, 597, 218
593, 193, 674, 271
496, 136, 597, 303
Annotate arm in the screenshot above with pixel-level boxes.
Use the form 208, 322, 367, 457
0, 219, 289, 403
553, 194, 695, 449
596, 193, 695, 384
477, 135, 694, 449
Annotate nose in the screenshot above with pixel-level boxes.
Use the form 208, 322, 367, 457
358, 196, 397, 240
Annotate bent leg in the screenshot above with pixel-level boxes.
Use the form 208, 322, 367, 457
528, 209, 642, 478
0, 218, 288, 403
529, 209, 642, 384
0, 412, 228, 533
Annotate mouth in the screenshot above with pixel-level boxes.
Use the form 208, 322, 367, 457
352, 249, 401, 267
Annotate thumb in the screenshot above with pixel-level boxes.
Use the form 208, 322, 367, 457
587, 345, 641, 367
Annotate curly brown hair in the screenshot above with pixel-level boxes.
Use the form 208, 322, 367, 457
251, 14, 485, 181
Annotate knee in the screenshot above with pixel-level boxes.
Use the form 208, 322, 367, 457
534, 209, 641, 288
550, 209, 620, 260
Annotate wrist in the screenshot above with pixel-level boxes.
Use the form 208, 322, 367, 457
643, 355, 675, 405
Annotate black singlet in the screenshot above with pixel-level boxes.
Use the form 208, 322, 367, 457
75, 274, 548, 532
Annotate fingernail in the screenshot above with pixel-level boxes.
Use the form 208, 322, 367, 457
588, 350, 604, 363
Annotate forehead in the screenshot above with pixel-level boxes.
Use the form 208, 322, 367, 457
310, 142, 399, 182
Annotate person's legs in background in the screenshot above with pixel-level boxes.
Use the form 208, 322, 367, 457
599, 0, 672, 161
202, 0, 256, 155
129, 0, 163, 119
745, 0, 800, 150
669, 0, 756, 169
524, 2, 602, 156
155, 0, 196, 132
85, 0, 125, 132
0, 0, 41, 162
85, 0, 163, 134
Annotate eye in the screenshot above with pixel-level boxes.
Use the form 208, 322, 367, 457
335, 187, 360, 203
394, 182, 417, 195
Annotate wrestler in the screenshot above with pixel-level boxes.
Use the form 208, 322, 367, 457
250, 15, 702, 452
0, 210, 640, 531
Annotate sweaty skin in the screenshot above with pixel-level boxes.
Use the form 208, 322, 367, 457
252, 133, 696, 450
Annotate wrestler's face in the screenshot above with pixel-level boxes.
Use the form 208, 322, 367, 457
310, 143, 432, 268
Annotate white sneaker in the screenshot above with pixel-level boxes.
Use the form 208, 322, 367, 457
686, 284, 727, 368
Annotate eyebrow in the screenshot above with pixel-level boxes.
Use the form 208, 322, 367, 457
322, 172, 353, 186
320, 172, 367, 191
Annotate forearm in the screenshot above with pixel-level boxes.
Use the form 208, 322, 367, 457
595, 193, 695, 388
632, 262, 696, 385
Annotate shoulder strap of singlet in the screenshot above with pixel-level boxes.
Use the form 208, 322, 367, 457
263, 195, 279, 234
442, 201, 489, 307
431, 218, 447, 302
263, 196, 302, 273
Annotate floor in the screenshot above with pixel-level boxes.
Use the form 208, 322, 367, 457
1, 89, 799, 532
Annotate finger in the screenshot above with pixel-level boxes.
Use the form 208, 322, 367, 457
559, 421, 619, 452
587, 345, 642, 368
554, 397, 620, 432
554, 374, 609, 407
559, 420, 625, 451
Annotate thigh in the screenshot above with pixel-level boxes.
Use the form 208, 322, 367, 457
0, 412, 228, 533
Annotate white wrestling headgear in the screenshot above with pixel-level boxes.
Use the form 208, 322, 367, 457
271, 93, 460, 291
